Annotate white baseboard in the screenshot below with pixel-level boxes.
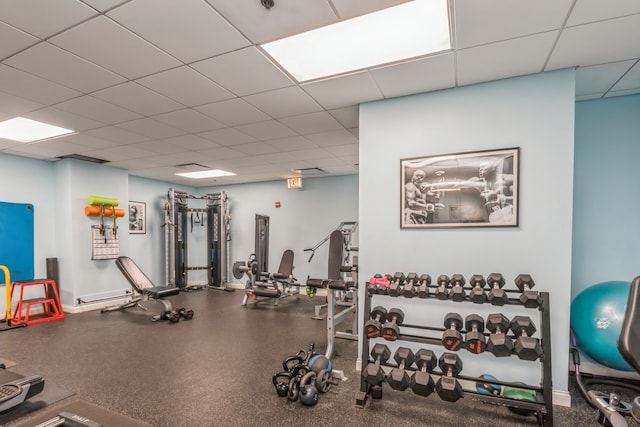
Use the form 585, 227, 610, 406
63, 297, 132, 314
553, 389, 571, 407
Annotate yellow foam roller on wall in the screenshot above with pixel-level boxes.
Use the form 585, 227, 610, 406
87, 196, 119, 207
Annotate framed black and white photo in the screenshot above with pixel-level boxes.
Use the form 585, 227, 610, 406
128, 201, 146, 234
401, 147, 519, 229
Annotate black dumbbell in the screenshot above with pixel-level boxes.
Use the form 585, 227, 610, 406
417, 274, 431, 298
403, 272, 419, 298
436, 275, 451, 300
514, 274, 541, 308
177, 308, 194, 320
389, 272, 406, 297
442, 313, 463, 351
510, 316, 543, 361
364, 306, 388, 339
388, 347, 415, 391
411, 349, 436, 397
486, 273, 508, 306
160, 310, 180, 323
469, 274, 488, 304
381, 308, 405, 341
486, 313, 514, 357
363, 343, 391, 387
449, 274, 466, 302
464, 314, 486, 354
436, 352, 464, 402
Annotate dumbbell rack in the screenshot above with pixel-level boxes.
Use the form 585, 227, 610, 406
355, 280, 553, 427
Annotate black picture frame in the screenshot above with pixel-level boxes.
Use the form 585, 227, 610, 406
401, 147, 519, 228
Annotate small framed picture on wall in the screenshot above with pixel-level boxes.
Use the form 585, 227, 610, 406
400, 147, 519, 229
128, 201, 146, 234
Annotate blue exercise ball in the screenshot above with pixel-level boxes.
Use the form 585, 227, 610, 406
571, 281, 632, 371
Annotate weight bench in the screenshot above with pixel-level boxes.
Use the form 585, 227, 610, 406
306, 230, 358, 359
101, 256, 180, 320
242, 249, 301, 306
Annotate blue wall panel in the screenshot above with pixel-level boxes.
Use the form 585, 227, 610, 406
0, 201, 34, 281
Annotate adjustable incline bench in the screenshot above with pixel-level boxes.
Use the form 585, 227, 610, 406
240, 249, 301, 306
101, 256, 181, 321
306, 229, 358, 359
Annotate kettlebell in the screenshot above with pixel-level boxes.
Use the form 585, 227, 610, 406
287, 376, 300, 402
299, 371, 319, 406
272, 372, 292, 398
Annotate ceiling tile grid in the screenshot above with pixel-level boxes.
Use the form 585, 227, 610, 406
0, 0, 636, 185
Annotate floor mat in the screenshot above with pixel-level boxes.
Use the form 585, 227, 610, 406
9, 399, 154, 427
0, 369, 75, 425
0, 358, 17, 368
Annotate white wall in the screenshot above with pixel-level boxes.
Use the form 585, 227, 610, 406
359, 70, 575, 393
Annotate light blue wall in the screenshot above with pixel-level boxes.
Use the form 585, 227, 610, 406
359, 70, 576, 392
0, 151, 357, 313
572, 94, 640, 299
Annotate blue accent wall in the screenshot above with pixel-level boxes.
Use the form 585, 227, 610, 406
572, 94, 640, 299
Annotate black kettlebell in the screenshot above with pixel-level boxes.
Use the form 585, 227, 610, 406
272, 372, 292, 398
299, 371, 319, 406
287, 376, 300, 402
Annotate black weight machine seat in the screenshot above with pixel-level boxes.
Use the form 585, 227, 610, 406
242, 249, 301, 306
573, 275, 640, 427
101, 256, 180, 320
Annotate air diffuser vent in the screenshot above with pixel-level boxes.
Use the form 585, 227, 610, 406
291, 167, 326, 176
57, 154, 108, 164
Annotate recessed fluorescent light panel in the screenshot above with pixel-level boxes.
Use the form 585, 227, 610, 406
261, 0, 450, 82
175, 169, 236, 179
0, 117, 74, 142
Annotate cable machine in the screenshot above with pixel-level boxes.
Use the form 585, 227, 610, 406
165, 188, 231, 291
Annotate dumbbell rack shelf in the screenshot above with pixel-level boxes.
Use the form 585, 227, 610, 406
356, 284, 553, 427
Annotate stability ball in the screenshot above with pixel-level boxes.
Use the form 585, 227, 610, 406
571, 281, 632, 371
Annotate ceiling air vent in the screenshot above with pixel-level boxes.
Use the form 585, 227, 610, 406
57, 154, 108, 164
175, 163, 210, 170
291, 167, 326, 176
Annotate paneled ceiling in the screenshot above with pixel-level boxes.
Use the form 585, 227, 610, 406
1, 0, 638, 187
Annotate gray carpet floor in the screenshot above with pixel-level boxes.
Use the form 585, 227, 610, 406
1, 288, 639, 426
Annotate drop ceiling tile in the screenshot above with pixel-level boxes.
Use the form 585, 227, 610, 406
567, 0, 640, 26
255, 152, 298, 164
152, 109, 226, 133
5, 42, 126, 93
279, 111, 343, 135
106, 157, 165, 170
213, 156, 269, 168
611, 61, 640, 91
576, 93, 604, 102
331, 0, 412, 19
547, 15, 640, 70
108, 0, 249, 63
80, 0, 128, 12
3, 148, 50, 160
6, 138, 88, 158
24, 107, 106, 132
301, 71, 384, 110
163, 134, 220, 151
457, 32, 558, 87
192, 47, 293, 96
370, 53, 456, 99
196, 98, 271, 126
604, 88, 640, 97
265, 136, 316, 152
207, 0, 337, 44
324, 144, 358, 157
192, 146, 245, 162
115, 118, 185, 139
145, 152, 209, 166
130, 140, 186, 155
243, 86, 323, 119
50, 16, 181, 79
85, 125, 151, 144
232, 142, 280, 156
0, 0, 98, 39
0, 64, 81, 104
0, 90, 43, 116
92, 82, 184, 116
328, 106, 359, 129
0, 22, 39, 59
234, 120, 297, 140
305, 130, 358, 147
575, 61, 637, 96
54, 95, 142, 124
136, 66, 235, 107
454, 0, 572, 49
63, 133, 122, 150
100, 144, 158, 160
286, 147, 334, 161
197, 127, 257, 146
